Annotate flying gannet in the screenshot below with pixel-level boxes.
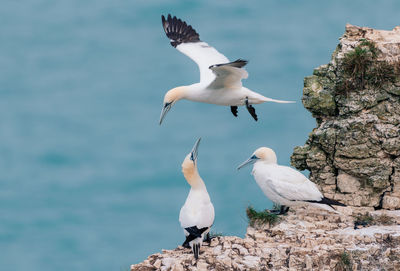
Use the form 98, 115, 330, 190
179, 138, 215, 259
237, 147, 346, 214
159, 14, 294, 125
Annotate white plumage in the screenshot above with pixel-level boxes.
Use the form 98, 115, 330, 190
159, 14, 294, 124
179, 138, 214, 259
238, 147, 345, 213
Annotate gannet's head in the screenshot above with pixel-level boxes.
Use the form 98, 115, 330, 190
181, 138, 201, 184
237, 147, 277, 170
159, 86, 186, 125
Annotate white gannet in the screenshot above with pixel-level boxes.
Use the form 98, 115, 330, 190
159, 14, 294, 124
179, 138, 215, 259
237, 147, 346, 214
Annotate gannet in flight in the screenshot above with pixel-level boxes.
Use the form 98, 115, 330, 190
159, 14, 294, 125
237, 147, 346, 214
179, 138, 215, 259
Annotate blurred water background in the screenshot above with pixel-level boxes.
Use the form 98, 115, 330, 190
1, 0, 399, 270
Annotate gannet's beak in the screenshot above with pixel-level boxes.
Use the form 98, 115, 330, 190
159, 102, 172, 125
237, 155, 259, 170
190, 138, 201, 163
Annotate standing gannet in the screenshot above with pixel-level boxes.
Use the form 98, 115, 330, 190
237, 147, 345, 214
159, 14, 294, 124
179, 138, 214, 259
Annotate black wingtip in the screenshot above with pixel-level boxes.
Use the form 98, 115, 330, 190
232, 59, 248, 68
306, 197, 346, 207
161, 14, 201, 48
209, 59, 249, 69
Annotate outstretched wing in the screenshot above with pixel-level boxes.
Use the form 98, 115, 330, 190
161, 14, 229, 85
208, 59, 249, 90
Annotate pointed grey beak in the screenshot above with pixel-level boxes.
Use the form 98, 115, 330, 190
237, 155, 259, 170
159, 102, 172, 125
190, 138, 201, 163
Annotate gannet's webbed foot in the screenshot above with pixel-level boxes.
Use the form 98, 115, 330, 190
268, 205, 289, 215
245, 97, 258, 121
230, 106, 238, 117
204, 232, 211, 243
204, 232, 216, 245
182, 239, 191, 248
279, 205, 289, 215
267, 209, 281, 215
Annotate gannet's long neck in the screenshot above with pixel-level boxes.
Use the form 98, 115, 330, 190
182, 165, 206, 190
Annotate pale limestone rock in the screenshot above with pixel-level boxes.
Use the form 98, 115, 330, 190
171, 262, 184, 271
291, 24, 400, 209
337, 171, 361, 193
241, 255, 260, 268
195, 261, 208, 271
382, 194, 400, 209
153, 259, 161, 269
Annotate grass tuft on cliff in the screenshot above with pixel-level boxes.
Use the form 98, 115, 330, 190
246, 206, 279, 226
337, 251, 352, 271
338, 39, 399, 92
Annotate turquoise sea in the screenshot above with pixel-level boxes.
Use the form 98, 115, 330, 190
1, 1, 399, 270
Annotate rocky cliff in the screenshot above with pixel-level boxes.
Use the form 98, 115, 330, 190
291, 24, 400, 210
131, 207, 400, 271
131, 25, 400, 270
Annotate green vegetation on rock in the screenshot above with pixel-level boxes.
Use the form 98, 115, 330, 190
338, 40, 398, 92
246, 206, 279, 227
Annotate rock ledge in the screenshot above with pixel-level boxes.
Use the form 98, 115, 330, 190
131, 207, 400, 271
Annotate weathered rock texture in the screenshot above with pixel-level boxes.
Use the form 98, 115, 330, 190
291, 24, 400, 209
131, 207, 400, 271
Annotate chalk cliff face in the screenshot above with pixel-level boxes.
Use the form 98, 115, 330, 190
131, 208, 400, 271
291, 24, 400, 210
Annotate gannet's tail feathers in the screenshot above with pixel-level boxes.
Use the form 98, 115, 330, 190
162, 14, 200, 48
305, 197, 346, 213
306, 197, 346, 207
262, 97, 296, 103
183, 226, 209, 259
320, 197, 347, 207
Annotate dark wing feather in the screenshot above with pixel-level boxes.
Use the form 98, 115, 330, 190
210, 59, 248, 69
162, 14, 201, 48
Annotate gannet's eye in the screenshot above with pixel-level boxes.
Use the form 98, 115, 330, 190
190, 153, 194, 161
251, 155, 258, 160
164, 102, 172, 108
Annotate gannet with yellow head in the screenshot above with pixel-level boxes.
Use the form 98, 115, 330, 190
159, 14, 294, 125
238, 147, 346, 214
179, 138, 214, 259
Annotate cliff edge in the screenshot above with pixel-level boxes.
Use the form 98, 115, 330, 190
131, 208, 400, 271
291, 24, 400, 210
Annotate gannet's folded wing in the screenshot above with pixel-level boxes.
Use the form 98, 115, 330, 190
208, 59, 249, 89
162, 14, 229, 85
257, 165, 324, 202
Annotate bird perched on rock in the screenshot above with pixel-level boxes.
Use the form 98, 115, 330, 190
179, 138, 214, 259
159, 14, 294, 124
237, 147, 346, 214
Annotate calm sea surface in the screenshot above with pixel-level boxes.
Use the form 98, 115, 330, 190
1, 0, 399, 270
